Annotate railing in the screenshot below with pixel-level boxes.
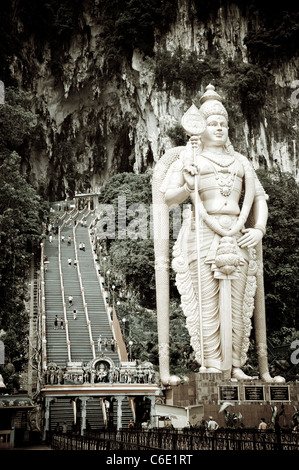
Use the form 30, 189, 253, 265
88, 217, 124, 362
51, 428, 299, 451
40, 238, 47, 368
58, 224, 72, 362
42, 209, 78, 370
57, 207, 88, 361
111, 305, 128, 362
73, 210, 96, 359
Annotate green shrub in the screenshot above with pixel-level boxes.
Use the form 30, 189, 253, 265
155, 48, 220, 93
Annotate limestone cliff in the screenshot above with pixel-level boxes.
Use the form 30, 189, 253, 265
2, 0, 298, 199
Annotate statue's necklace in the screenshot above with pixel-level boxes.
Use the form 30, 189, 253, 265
201, 151, 235, 168
193, 152, 256, 237
201, 153, 237, 197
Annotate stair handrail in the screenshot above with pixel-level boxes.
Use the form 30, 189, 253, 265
58, 211, 67, 223
88, 226, 113, 327
64, 208, 79, 226
40, 237, 47, 370
73, 213, 96, 359
41, 210, 71, 370
58, 226, 72, 362
87, 217, 126, 363
111, 305, 128, 362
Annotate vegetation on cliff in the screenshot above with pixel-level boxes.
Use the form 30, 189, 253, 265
0, 0, 297, 198
0, 0, 298, 387
0, 88, 47, 391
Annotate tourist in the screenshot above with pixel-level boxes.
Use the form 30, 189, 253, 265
68, 257, 72, 266
68, 296, 73, 307
73, 309, 77, 320
54, 315, 58, 329
258, 418, 267, 432
207, 416, 219, 436
60, 317, 64, 329
199, 419, 206, 435
67, 236, 71, 245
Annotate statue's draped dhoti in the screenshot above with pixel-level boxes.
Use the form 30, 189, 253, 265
173, 211, 256, 373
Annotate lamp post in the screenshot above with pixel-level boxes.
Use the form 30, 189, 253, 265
97, 240, 102, 264
112, 284, 115, 306
129, 340, 133, 361
122, 318, 126, 338
106, 270, 110, 301
106, 270, 110, 289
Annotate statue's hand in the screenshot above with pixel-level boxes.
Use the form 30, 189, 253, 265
238, 228, 263, 248
183, 164, 199, 190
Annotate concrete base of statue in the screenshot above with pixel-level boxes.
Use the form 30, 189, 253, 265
163, 372, 299, 428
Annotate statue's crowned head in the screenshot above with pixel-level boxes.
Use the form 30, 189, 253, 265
199, 84, 228, 122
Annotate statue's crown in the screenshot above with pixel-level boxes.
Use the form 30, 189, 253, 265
199, 84, 228, 121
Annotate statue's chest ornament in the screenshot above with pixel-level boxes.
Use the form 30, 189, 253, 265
215, 165, 238, 197
193, 152, 255, 238
201, 153, 238, 197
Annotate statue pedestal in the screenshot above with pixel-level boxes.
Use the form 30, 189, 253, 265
165, 372, 299, 428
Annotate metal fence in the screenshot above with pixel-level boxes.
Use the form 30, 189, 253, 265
51, 428, 299, 451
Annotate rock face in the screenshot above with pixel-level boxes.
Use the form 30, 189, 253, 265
4, 0, 299, 199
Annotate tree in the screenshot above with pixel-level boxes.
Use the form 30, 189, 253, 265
98, 172, 155, 305
0, 88, 47, 390
257, 169, 299, 332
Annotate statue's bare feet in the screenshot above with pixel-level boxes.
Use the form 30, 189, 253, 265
260, 372, 286, 383
231, 368, 252, 380
168, 375, 182, 386
273, 375, 285, 383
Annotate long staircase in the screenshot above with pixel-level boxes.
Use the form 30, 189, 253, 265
42, 207, 157, 434
44, 208, 120, 368
43, 208, 122, 432
44, 225, 69, 368
60, 212, 94, 364
74, 214, 119, 365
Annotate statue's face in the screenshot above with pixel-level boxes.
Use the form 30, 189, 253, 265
201, 114, 228, 147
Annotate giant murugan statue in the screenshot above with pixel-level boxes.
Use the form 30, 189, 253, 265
152, 84, 284, 386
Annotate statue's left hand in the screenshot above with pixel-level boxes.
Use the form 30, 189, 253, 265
238, 228, 263, 248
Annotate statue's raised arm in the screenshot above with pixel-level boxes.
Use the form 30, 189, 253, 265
152, 84, 285, 385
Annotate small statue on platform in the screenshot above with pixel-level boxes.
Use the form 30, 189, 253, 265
152, 84, 284, 385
